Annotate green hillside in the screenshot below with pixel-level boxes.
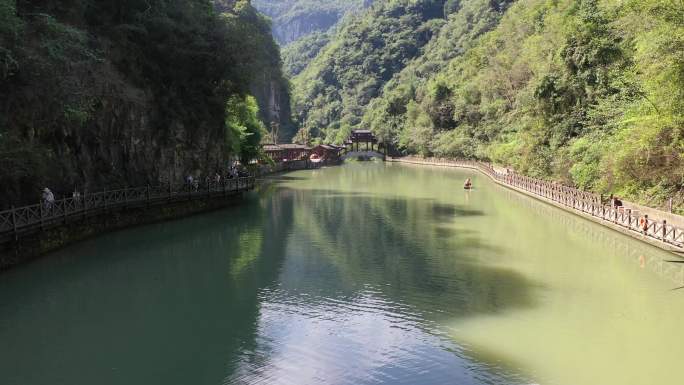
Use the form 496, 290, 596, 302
281, 31, 331, 76
289, 0, 684, 211
291, 0, 452, 144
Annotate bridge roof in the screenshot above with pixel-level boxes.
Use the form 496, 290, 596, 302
315, 144, 341, 151
262, 143, 311, 151
347, 130, 377, 143
263, 144, 281, 151
278, 144, 311, 150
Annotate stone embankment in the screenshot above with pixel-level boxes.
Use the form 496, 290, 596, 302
0, 177, 255, 270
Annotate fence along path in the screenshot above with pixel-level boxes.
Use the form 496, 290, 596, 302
0, 177, 256, 242
395, 157, 684, 250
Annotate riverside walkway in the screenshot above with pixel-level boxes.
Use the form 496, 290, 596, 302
390, 157, 684, 253
0, 177, 255, 243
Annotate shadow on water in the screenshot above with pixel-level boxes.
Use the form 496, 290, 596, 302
431, 203, 485, 220
435, 225, 461, 239
0, 192, 298, 385
0, 163, 542, 385
221, 183, 542, 385
276, 185, 541, 322
262, 175, 309, 181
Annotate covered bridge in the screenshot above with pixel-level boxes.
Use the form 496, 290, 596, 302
263, 144, 312, 163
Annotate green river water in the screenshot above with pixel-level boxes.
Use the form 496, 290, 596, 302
1, 162, 683, 385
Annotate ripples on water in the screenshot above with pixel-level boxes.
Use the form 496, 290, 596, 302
227, 286, 525, 385
1, 163, 682, 385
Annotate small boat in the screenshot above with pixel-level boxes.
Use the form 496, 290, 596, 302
463, 178, 473, 190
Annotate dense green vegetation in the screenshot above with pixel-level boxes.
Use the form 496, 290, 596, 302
0, 0, 281, 206
281, 31, 330, 76
3, 0, 682, 211
253, 0, 370, 78
225, 94, 265, 163
291, 0, 451, 144
290, 0, 684, 211
362, 0, 513, 150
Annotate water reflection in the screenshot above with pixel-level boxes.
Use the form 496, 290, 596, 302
2, 163, 684, 385
226, 167, 539, 384
228, 287, 520, 385
496, 184, 684, 288
0, 195, 295, 385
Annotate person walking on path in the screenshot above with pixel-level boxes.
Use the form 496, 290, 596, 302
42, 188, 55, 210
613, 196, 623, 210
640, 215, 649, 235
72, 189, 81, 203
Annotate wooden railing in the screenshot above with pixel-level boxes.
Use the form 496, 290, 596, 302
397, 157, 684, 250
0, 177, 256, 242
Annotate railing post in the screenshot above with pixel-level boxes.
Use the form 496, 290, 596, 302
11, 205, 17, 240
626, 209, 631, 229
662, 220, 667, 242
675, 228, 679, 246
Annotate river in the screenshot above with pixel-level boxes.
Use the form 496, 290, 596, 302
1, 162, 683, 385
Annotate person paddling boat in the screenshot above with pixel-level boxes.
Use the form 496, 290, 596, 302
464, 178, 472, 190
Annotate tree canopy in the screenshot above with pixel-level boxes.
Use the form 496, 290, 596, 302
0, 0, 282, 205
288, 0, 684, 211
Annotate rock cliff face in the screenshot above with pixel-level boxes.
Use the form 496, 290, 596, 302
270, 10, 339, 45
252, 0, 372, 46
0, 1, 289, 207
250, 70, 296, 141
1, 51, 229, 206
214, 0, 296, 141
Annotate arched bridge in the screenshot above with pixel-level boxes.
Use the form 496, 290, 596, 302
341, 150, 385, 161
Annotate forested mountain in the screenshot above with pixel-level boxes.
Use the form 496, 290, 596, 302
290, 0, 490, 143
2, 0, 682, 211
0, 0, 291, 206
215, 0, 296, 139
253, 0, 373, 78
252, 0, 370, 46
290, 0, 684, 211
280, 30, 330, 76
